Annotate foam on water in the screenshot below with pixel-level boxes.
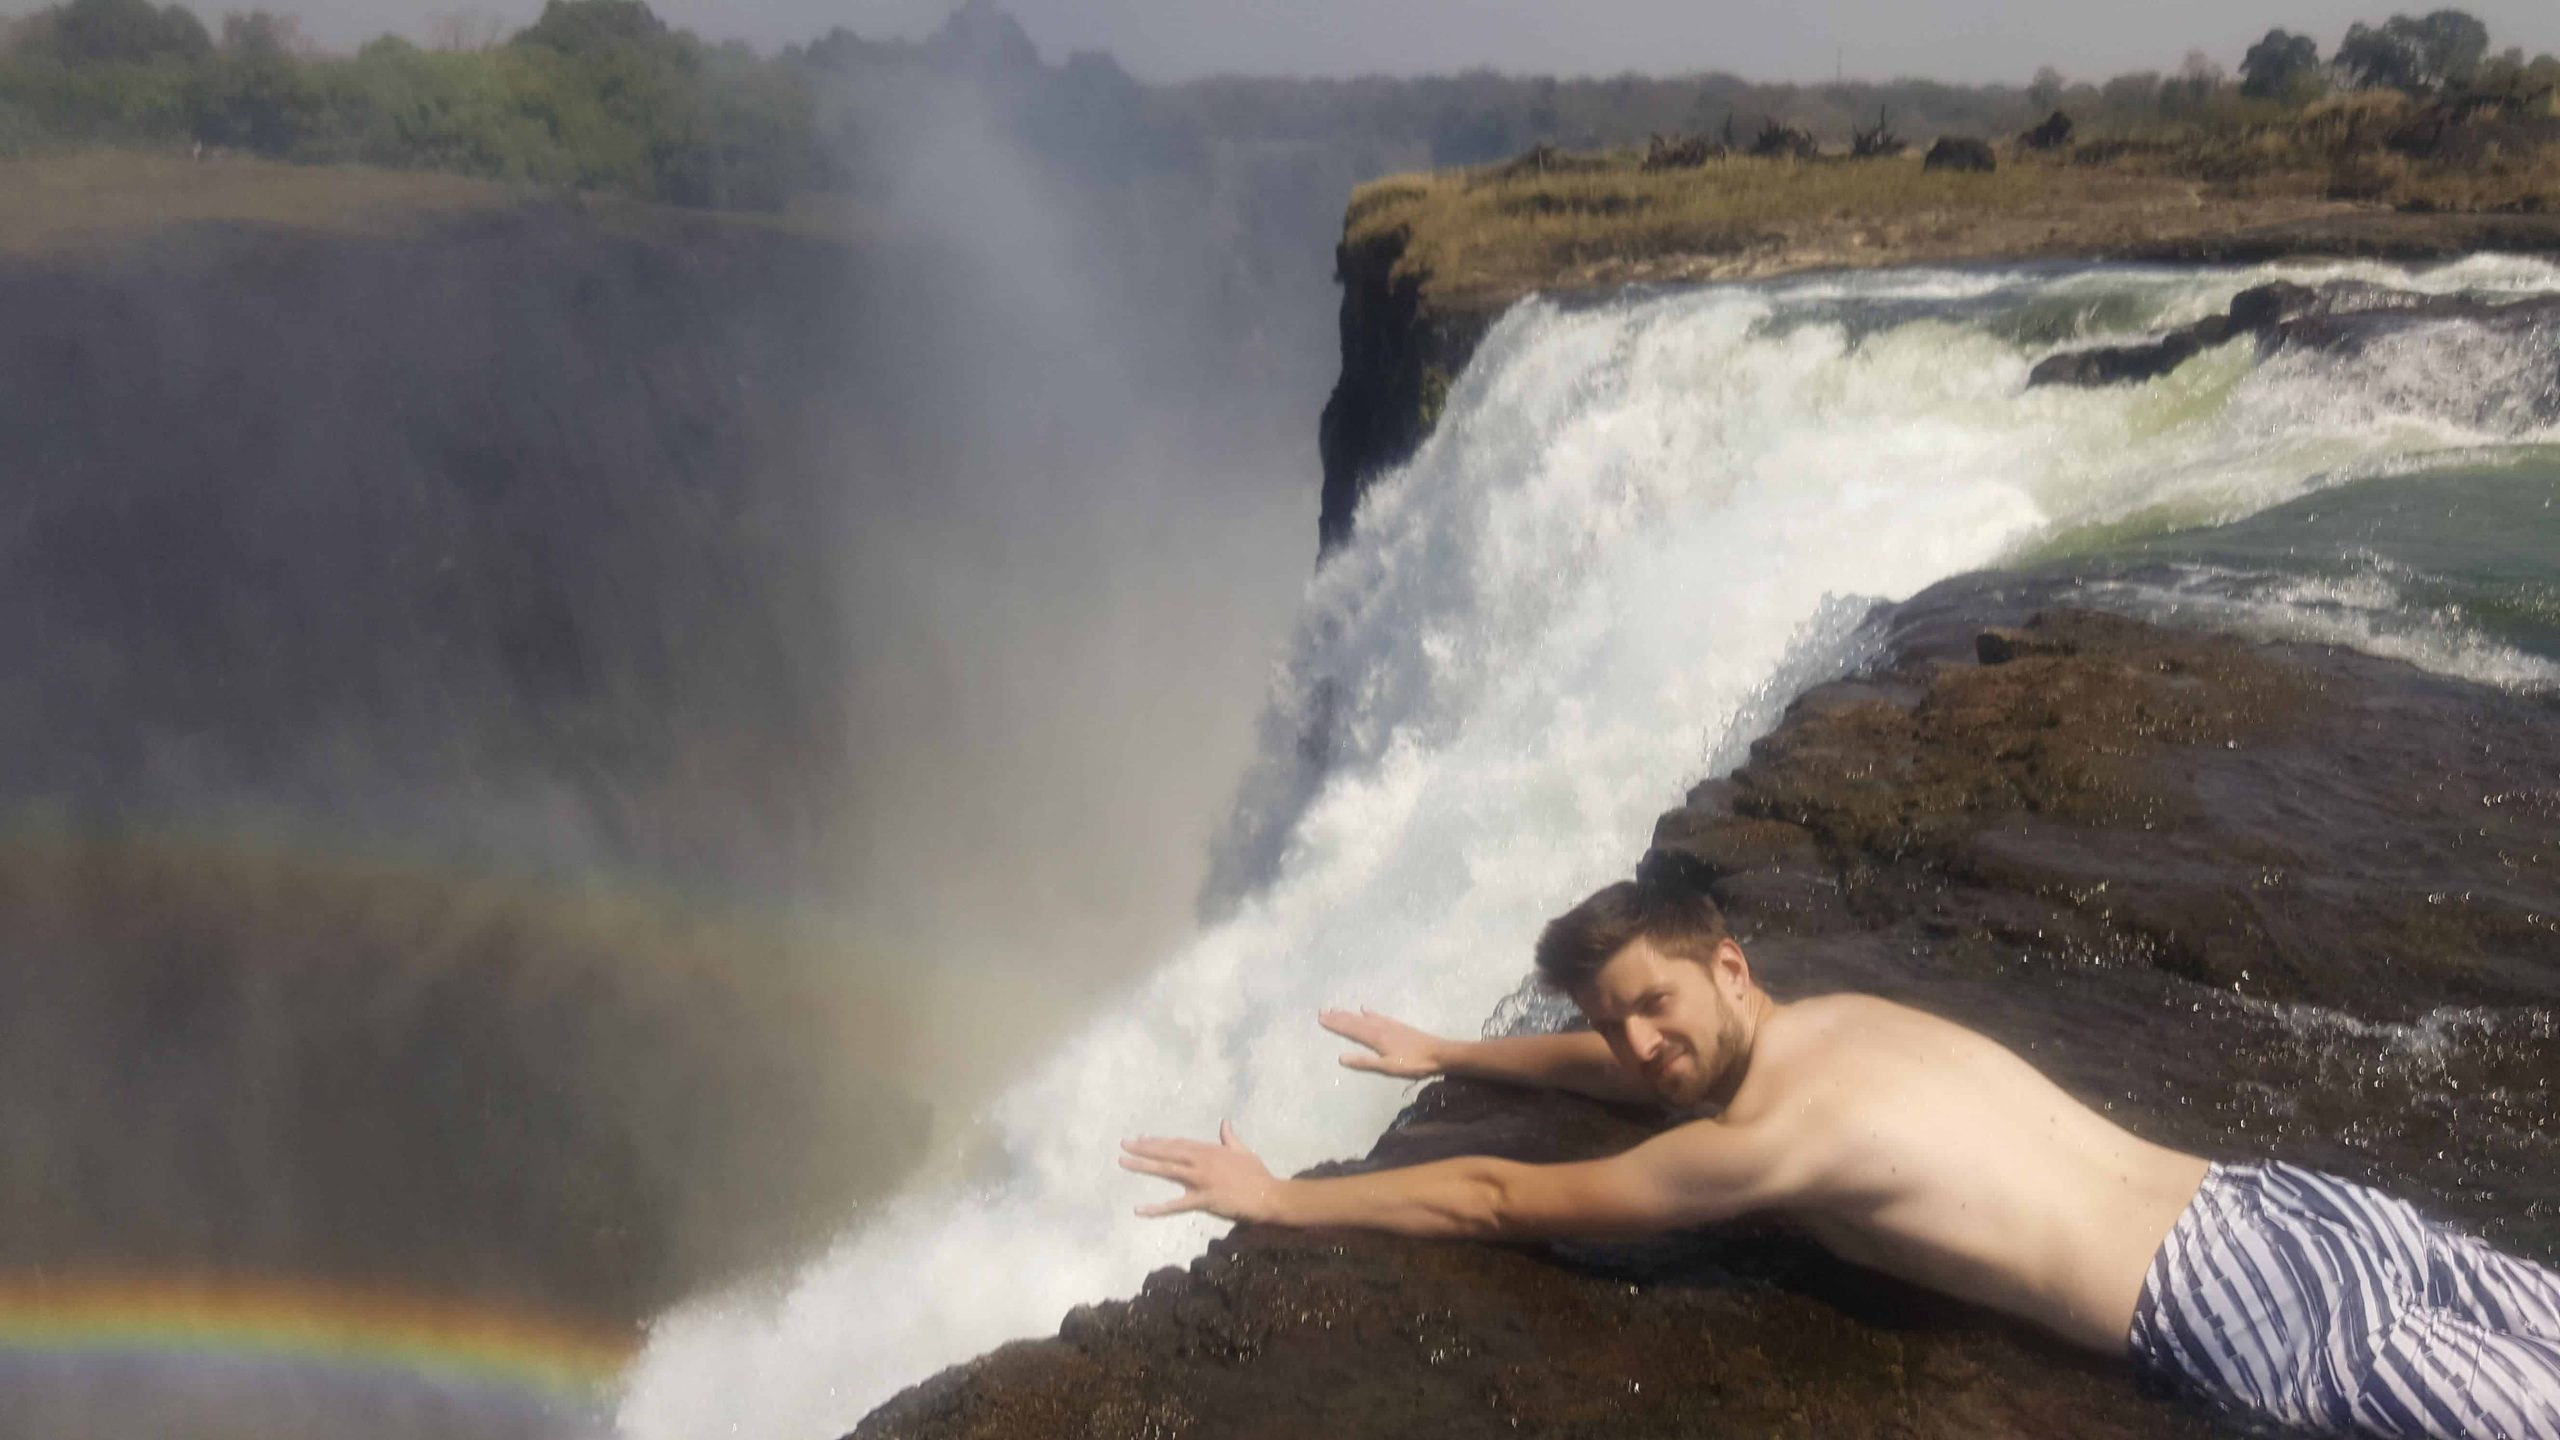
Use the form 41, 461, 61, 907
616, 259, 2560, 1438
2082, 558, 2560, 694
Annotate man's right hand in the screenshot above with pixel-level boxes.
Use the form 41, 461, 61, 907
1320, 1007, 1451, 1079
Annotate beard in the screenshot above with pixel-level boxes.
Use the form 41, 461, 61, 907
1652, 993, 1750, 1109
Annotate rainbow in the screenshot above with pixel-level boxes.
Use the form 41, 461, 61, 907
0, 1272, 634, 1405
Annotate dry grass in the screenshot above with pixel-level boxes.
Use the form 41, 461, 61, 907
0, 148, 519, 255
0, 147, 897, 258
2360, 144, 2560, 212
1350, 100, 2560, 307
1347, 152, 2296, 305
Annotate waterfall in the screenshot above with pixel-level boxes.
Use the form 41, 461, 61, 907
617, 254, 2560, 1439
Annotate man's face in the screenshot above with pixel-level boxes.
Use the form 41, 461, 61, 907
1572, 934, 1748, 1109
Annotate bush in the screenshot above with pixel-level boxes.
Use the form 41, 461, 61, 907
17, 0, 210, 67
0, 0, 819, 210
2239, 29, 2323, 101
185, 52, 322, 153
2337, 11, 2491, 94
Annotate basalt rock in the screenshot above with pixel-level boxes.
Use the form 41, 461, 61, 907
856, 1076, 2222, 1440
2019, 110, 2075, 151
1315, 224, 1507, 554
1676, 600, 2560, 1018
1923, 136, 1997, 172
2029, 277, 2560, 398
856, 599, 2560, 1438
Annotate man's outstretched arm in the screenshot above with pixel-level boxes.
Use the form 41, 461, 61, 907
1320, 1007, 1658, 1107
1120, 1116, 1782, 1240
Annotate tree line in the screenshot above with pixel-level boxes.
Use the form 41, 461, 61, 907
2235, 10, 2557, 102
2, 0, 2553, 212
0, 0, 820, 208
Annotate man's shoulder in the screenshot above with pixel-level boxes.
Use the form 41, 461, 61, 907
1749, 994, 1945, 1098
1773, 991, 1909, 1037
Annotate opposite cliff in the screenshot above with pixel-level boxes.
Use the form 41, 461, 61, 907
0, 156, 943, 1341
1315, 106, 2560, 552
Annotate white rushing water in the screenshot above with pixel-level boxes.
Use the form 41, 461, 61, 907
2084, 559, 2560, 694
617, 256, 2560, 1438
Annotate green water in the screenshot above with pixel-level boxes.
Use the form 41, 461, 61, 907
2044, 453, 2560, 672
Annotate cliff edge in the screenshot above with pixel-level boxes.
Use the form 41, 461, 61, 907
856, 596, 2560, 1438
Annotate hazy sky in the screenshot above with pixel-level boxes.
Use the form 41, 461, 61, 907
28, 0, 2560, 84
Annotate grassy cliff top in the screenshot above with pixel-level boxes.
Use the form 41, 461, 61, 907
0, 150, 516, 255
0, 149, 904, 260
1346, 92, 2560, 310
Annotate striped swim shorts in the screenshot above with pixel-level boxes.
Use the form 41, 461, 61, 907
2128, 1160, 2560, 1438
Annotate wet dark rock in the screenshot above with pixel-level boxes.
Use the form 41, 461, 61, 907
1923, 136, 1997, 172
857, 1078, 2220, 1440
2025, 315, 2238, 386
2028, 277, 2560, 394
857, 601, 2560, 1438
1690, 602, 2560, 1017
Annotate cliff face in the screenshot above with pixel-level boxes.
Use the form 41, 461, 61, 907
1312, 224, 1504, 553
0, 197, 946, 1327
855, 596, 2560, 1438
0, 198, 898, 892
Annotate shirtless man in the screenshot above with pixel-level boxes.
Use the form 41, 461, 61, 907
1123, 859, 2560, 1439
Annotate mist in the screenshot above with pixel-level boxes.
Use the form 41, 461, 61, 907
0, 8, 1357, 1428
806, 63, 1330, 1112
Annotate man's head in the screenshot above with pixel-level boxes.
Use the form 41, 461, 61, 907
1534, 857, 1762, 1108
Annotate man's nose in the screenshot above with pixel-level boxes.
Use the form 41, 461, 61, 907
1626, 1018, 1661, 1060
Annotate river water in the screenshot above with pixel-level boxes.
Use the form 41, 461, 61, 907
619, 256, 2560, 1438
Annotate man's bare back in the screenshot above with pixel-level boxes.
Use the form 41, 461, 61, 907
1714, 993, 2207, 1352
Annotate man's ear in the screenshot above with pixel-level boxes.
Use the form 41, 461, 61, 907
1713, 937, 1751, 994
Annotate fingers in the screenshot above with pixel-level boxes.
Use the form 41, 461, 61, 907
1116, 1152, 1187, 1180
1338, 1052, 1386, 1072
1321, 1008, 1407, 1064
1219, 1118, 1241, 1148
1123, 1134, 1211, 1219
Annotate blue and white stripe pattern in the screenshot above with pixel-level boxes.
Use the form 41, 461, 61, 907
2129, 1161, 2560, 1438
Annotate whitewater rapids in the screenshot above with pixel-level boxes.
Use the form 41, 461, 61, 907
618, 255, 2560, 1438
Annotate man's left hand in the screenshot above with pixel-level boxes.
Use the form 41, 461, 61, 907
1119, 1121, 1279, 1222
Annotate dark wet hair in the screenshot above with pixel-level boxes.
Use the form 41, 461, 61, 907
1533, 849, 1731, 993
